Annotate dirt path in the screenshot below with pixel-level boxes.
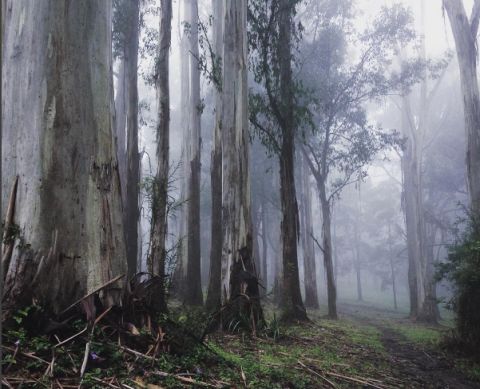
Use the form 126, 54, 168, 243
339, 303, 480, 388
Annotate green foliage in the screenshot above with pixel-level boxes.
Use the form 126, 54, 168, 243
437, 216, 480, 355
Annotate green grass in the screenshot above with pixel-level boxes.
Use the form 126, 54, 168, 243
390, 323, 443, 346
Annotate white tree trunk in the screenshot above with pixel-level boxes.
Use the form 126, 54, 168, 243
220, 0, 262, 325
2, 0, 126, 313
444, 0, 480, 214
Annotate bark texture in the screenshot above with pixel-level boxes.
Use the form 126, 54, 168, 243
444, 0, 480, 215
114, 0, 141, 277
2, 0, 126, 313
220, 0, 263, 328
205, 0, 224, 314
183, 0, 203, 306
277, 0, 307, 322
147, 0, 172, 312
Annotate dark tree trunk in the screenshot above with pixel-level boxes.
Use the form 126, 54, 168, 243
148, 0, 172, 312
277, 0, 307, 322
184, 0, 203, 306
124, 0, 141, 277
205, 0, 223, 312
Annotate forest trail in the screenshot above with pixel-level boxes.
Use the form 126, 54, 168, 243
337, 302, 480, 388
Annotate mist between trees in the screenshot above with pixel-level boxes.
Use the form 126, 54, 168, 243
2, 0, 480, 386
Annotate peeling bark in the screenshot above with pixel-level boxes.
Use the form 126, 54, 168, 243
2, 0, 126, 314
220, 0, 263, 328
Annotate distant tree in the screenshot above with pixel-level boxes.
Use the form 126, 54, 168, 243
2, 0, 126, 313
113, 0, 141, 277
298, 2, 417, 318
249, 0, 308, 321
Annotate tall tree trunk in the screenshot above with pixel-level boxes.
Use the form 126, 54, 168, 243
444, 0, 480, 215
184, 0, 203, 306
418, 221, 439, 323
387, 224, 398, 310
124, 0, 141, 277
2, 0, 126, 313
317, 179, 337, 319
261, 201, 268, 296
205, 0, 223, 314
300, 155, 319, 309
148, 0, 172, 312
277, 0, 307, 322
220, 0, 263, 328
401, 95, 426, 319
353, 190, 363, 302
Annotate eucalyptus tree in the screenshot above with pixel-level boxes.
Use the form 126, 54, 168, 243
299, 3, 416, 318
113, 0, 141, 276
181, 0, 203, 306
221, 0, 263, 327
249, 0, 308, 321
205, 0, 224, 314
444, 0, 480, 216
147, 0, 172, 312
298, 155, 319, 308
2, 0, 126, 313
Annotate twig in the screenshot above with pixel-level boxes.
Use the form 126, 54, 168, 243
59, 274, 125, 316
153, 371, 216, 387
79, 341, 90, 378
2, 175, 19, 279
298, 360, 337, 388
2, 346, 49, 365
120, 346, 155, 361
325, 371, 386, 389
54, 325, 88, 348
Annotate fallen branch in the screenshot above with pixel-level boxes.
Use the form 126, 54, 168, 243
153, 371, 217, 387
298, 360, 337, 388
59, 274, 125, 316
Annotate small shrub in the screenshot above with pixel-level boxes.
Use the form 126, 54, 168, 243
437, 216, 480, 356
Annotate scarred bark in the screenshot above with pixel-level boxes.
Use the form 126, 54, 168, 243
220, 0, 263, 328
2, 0, 126, 314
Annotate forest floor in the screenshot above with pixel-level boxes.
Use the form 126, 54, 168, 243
2, 300, 480, 388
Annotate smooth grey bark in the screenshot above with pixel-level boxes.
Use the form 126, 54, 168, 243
205, 0, 224, 314
2, 0, 126, 313
387, 223, 398, 310
444, 0, 480, 215
317, 178, 337, 319
401, 95, 426, 319
299, 155, 319, 309
353, 189, 363, 302
184, 0, 203, 306
220, 0, 263, 327
147, 0, 172, 312
277, 0, 307, 322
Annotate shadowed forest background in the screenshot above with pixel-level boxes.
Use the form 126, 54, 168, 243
2, 0, 480, 387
